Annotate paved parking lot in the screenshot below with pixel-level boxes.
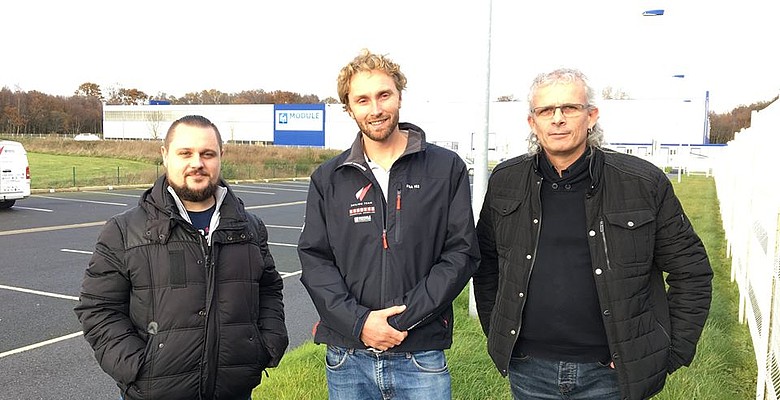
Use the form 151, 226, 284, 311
0, 180, 319, 400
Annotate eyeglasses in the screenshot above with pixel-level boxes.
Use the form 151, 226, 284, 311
531, 103, 590, 119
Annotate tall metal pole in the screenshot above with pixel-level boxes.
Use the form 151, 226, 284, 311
469, 0, 492, 318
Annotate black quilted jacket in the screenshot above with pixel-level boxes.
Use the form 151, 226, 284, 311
473, 147, 712, 400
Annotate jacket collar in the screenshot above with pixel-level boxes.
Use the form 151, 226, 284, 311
167, 185, 227, 223
533, 145, 605, 195
166, 185, 228, 245
140, 175, 246, 244
340, 122, 428, 171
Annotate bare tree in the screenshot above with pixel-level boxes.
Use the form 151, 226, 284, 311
602, 86, 631, 100
146, 110, 166, 140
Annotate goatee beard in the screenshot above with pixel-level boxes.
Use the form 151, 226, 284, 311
359, 113, 399, 142
168, 177, 218, 203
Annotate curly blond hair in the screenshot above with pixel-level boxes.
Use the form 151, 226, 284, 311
336, 49, 407, 112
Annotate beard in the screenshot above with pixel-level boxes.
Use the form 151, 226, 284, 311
168, 174, 219, 203
357, 111, 400, 142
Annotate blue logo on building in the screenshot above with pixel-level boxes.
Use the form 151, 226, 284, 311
273, 104, 325, 147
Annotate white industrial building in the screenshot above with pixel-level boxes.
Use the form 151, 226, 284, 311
103, 96, 722, 172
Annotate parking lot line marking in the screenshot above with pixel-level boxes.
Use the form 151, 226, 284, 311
232, 189, 276, 195
61, 249, 93, 255
0, 331, 83, 359
35, 195, 127, 206
253, 183, 310, 188
255, 187, 308, 193
83, 191, 144, 198
280, 270, 302, 278
0, 221, 106, 236
234, 184, 308, 192
0, 284, 79, 301
12, 206, 54, 212
246, 200, 306, 210
265, 224, 302, 230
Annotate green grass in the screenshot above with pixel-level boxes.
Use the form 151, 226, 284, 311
26, 152, 327, 190
252, 175, 756, 399
28, 152, 160, 189
653, 175, 757, 399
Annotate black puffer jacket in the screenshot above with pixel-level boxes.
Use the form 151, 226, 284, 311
298, 123, 480, 352
75, 175, 288, 400
473, 147, 712, 400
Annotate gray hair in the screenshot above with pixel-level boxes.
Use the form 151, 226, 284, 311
526, 68, 604, 154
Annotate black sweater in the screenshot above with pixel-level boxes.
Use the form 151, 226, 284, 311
514, 149, 610, 363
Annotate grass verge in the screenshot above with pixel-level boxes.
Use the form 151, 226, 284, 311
4, 136, 340, 189
28, 152, 160, 189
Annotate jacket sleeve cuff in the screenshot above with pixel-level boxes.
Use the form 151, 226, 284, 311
352, 308, 371, 340
666, 352, 684, 374
387, 314, 402, 331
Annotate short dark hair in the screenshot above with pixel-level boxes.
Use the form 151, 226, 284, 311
164, 115, 223, 151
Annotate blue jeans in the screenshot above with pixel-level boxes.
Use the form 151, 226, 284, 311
325, 345, 451, 400
508, 354, 620, 400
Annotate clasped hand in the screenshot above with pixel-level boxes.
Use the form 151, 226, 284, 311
360, 305, 408, 352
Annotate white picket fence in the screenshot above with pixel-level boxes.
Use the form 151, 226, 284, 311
715, 99, 780, 400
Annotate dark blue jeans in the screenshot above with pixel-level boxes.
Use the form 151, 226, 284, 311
508, 354, 620, 400
325, 345, 451, 400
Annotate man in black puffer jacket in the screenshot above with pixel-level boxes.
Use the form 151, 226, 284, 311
473, 69, 712, 400
75, 115, 288, 400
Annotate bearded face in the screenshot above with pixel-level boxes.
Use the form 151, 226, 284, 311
347, 70, 402, 144
167, 168, 219, 203
161, 123, 222, 208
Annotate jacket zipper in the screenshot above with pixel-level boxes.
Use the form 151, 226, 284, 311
394, 188, 402, 242
380, 182, 389, 306
599, 220, 612, 271
199, 230, 214, 398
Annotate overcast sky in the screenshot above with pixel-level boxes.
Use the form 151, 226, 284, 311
3, 0, 778, 113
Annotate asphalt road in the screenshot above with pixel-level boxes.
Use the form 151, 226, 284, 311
0, 180, 319, 400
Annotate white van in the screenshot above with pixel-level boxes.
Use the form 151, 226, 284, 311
0, 140, 31, 209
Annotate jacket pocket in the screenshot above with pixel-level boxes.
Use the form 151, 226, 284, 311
127, 333, 157, 399
603, 209, 655, 265
490, 197, 523, 259
253, 325, 272, 369
489, 197, 522, 217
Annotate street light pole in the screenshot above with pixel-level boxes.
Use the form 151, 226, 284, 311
469, 0, 492, 318
473, 0, 491, 220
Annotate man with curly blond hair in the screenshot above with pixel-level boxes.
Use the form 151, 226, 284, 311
299, 49, 480, 400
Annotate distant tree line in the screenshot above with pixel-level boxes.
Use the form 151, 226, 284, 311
1, 82, 339, 136
1, 82, 776, 140
1, 87, 103, 136
708, 97, 777, 144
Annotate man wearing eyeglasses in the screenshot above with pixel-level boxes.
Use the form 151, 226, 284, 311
473, 68, 712, 400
